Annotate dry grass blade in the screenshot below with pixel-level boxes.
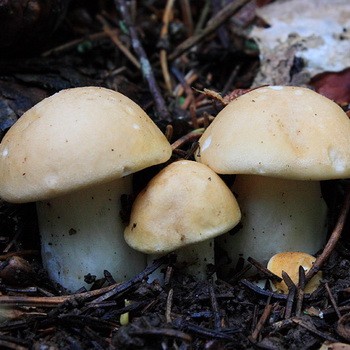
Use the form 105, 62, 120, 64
168, 0, 250, 60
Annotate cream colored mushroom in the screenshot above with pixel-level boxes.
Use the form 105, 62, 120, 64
267, 252, 322, 294
0, 86, 172, 292
124, 160, 241, 280
195, 86, 350, 269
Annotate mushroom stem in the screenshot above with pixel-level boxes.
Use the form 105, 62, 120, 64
217, 175, 327, 271
175, 240, 215, 279
146, 254, 165, 283
147, 240, 215, 283
36, 176, 146, 292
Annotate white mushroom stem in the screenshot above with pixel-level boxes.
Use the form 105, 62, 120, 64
146, 240, 215, 283
175, 240, 215, 278
36, 176, 146, 292
146, 254, 165, 283
217, 175, 327, 270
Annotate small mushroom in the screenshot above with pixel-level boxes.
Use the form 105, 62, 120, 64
196, 86, 350, 269
267, 251, 322, 294
124, 160, 241, 280
0, 86, 172, 292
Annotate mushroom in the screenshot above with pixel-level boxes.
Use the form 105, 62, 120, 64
0, 86, 172, 292
124, 160, 241, 280
195, 86, 350, 269
267, 251, 322, 294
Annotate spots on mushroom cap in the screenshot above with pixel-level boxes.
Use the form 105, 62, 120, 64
126, 105, 135, 116
268, 86, 284, 91
2, 148, 8, 157
328, 147, 346, 172
294, 89, 304, 96
201, 136, 212, 153
45, 175, 59, 189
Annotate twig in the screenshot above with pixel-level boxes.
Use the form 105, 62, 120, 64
249, 296, 272, 342
194, 0, 210, 34
168, 0, 250, 61
222, 65, 241, 95
171, 67, 197, 119
97, 14, 141, 69
325, 283, 341, 319
172, 67, 199, 97
282, 271, 296, 319
0, 340, 28, 350
41, 31, 114, 57
165, 288, 173, 323
208, 283, 221, 330
211, 0, 230, 48
130, 328, 192, 342
292, 317, 339, 342
164, 265, 173, 286
56, 314, 118, 331
227, 264, 252, 285
321, 305, 350, 318
90, 255, 169, 304
248, 256, 282, 282
282, 272, 296, 291
251, 305, 258, 333
180, 0, 194, 36
285, 294, 295, 319
180, 320, 238, 340
171, 128, 204, 150
3, 225, 23, 253
305, 186, 350, 283
0, 255, 169, 307
160, 0, 175, 93
115, 0, 171, 121
295, 266, 305, 317
165, 124, 173, 142
240, 279, 287, 300
0, 282, 119, 307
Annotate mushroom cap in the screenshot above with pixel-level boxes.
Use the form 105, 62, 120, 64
267, 251, 322, 294
124, 160, 241, 254
0, 87, 172, 202
196, 86, 350, 180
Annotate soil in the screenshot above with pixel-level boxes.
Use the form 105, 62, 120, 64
0, 1, 350, 349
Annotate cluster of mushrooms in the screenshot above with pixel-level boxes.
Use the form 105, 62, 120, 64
0, 85, 349, 293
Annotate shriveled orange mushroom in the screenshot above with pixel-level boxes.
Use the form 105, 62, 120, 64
267, 252, 322, 294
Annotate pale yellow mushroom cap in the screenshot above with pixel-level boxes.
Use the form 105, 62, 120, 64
0, 87, 172, 203
196, 86, 350, 180
124, 160, 241, 254
267, 251, 322, 294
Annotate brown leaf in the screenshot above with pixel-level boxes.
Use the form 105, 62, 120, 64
311, 68, 350, 106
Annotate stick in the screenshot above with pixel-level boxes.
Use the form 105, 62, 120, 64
115, 0, 171, 121
168, 0, 250, 61
305, 186, 350, 283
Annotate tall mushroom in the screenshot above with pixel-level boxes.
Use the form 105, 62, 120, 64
0, 86, 172, 292
124, 160, 241, 279
195, 86, 350, 270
